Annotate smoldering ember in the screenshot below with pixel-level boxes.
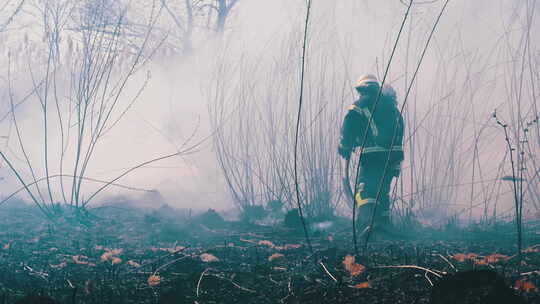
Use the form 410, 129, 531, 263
0, 1, 539, 303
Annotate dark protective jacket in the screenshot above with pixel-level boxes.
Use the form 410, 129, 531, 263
339, 93, 405, 166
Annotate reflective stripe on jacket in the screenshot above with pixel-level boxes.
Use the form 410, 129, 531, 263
339, 93, 405, 158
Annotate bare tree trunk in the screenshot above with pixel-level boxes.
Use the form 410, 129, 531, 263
215, 0, 238, 33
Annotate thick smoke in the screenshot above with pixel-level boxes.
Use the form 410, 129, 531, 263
0, 0, 538, 223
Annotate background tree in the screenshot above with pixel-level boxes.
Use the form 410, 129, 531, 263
0, 0, 167, 216
0, 0, 25, 32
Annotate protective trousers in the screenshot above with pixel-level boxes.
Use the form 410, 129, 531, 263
355, 160, 399, 227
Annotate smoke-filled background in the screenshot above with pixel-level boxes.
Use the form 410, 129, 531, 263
0, 0, 539, 225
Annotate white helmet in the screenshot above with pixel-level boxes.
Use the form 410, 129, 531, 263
355, 74, 379, 89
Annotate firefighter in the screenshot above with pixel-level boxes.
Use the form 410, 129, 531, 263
338, 74, 404, 232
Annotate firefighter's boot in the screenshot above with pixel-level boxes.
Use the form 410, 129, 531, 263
355, 185, 375, 235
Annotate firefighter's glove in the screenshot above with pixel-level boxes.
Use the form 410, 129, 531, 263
338, 145, 351, 159
391, 161, 403, 177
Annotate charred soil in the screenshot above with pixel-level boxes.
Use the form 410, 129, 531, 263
0, 203, 539, 304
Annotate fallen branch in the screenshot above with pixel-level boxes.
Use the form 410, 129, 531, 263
434, 253, 456, 272
424, 272, 434, 286
520, 270, 540, 276
209, 274, 256, 293
151, 251, 190, 276
319, 261, 338, 283
124, 247, 192, 275
373, 265, 445, 278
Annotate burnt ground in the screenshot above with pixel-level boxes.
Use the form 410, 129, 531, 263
0, 202, 539, 304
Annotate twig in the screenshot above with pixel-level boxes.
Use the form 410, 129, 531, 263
293, 0, 314, 253
493, 111, 524, 267
288, 276, 293, 295
151, 252, 190, 276
84, 137, 205, 206
434, 253, 456, 272
124, 247, 193, 275
269, 275, 280, 285
524, 244, 540, 251
210, 274, 256, 293
0, 151, 50, 218
0, 0, 25, 32
196, 268, 210, 298
0, 174, 153, 208
23, 265, 49, 281
424, 271, 434, 287
374, 265, 445, 278
319, 261, 338, 283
